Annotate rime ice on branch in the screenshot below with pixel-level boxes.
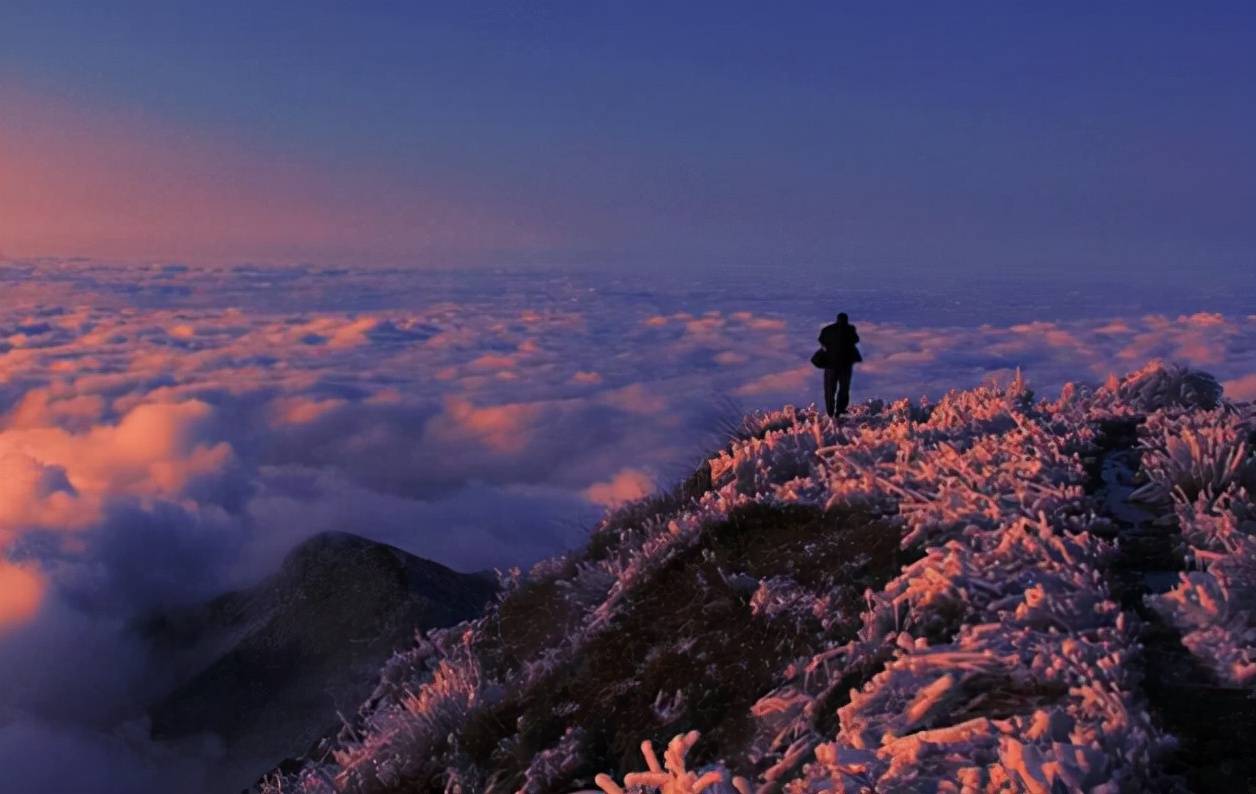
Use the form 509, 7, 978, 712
1138, 401, 1256, 687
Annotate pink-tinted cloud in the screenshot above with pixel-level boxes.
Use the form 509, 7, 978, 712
435, 398, 545, 455
0, 400, 237, 558
0, 561, 43, 630
469, 352, 519, 370
599, 383, 669, 415
584, 468, 655, 507
269, 396, 348, 426
0, 447, 87, 537
1224, 373, 1256, 402
736, 365, 812, 398
0, 269, 1250, 627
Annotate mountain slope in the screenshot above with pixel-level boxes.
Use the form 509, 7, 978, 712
143, 531, 498, 789
262, 362, 1254, 793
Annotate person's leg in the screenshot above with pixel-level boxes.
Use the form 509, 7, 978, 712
836, 364, 852, 414
823, 368, 837, 417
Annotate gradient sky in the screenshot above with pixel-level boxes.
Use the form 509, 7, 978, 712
2, 2, 1254, 278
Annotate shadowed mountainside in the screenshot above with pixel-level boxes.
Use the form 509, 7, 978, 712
142, 531, 498, 790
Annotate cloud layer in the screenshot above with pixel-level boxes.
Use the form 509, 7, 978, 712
0, 259, 1251, 791
1, 263, 1253, 620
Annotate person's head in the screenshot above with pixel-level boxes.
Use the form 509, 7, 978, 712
836, 312, 848, 324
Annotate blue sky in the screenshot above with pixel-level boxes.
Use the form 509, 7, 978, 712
2, 2, 1253, 280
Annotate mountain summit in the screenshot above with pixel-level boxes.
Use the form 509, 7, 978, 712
262, 362, 1254, 793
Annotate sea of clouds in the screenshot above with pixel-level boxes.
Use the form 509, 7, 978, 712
0, 259, 1252, 791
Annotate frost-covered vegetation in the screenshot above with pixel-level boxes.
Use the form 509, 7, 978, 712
1138, 404, 1256, 687
261, 361, 1252, 793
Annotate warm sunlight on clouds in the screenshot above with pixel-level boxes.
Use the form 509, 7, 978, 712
0, 262, 1251, 642
437, 398, 542, 455
583, 467, 655, 507
0, 445, 89, 533
0, 561, 43, 631
269, 396, 348, 426
1224, 373, 1256, 401
4, 401, 234, 500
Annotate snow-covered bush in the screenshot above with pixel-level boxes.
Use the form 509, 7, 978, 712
519, 728, 588, 794
1133, 407, 1253, 507
268, 629, 498, 794
749, 576, 815, 621
1141, 401, 1256, 687
593, 731, 750, 794
1098, 359, 1223, 413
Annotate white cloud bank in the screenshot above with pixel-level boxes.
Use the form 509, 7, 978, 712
0, 264, 1252, 627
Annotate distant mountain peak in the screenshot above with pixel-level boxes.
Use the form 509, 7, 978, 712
145, 531, 498, 792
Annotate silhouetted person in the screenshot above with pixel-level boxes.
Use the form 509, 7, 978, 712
818, 312, 861, 417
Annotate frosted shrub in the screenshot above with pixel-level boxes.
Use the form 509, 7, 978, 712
1133, 408, 1253, 507
749, 576, 814, 621
859, 518, 1115, 645
360, 633, 441, 715
818, 403, 1092, 549
619, 368, 1166, 791
733, 405, 810, 443
520, 728, 588, 794
807, 508, 1156, 793
1138, 402, 1256, 686
556, 562, 618, 610
1152, 568, 1256, 686
1099, 360, 1223, 413
924, 373, 1030, 433
275, 631, 497, 794
1146, 496, 1256, 687
1175, 488, 1256, 556
593, 731, 751, 794
743, 374, 1166, 791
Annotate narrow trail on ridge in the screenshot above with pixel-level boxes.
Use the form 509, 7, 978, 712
1091, 418, 1256, 793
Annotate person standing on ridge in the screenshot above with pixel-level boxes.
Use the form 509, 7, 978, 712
816, 312, 862, 417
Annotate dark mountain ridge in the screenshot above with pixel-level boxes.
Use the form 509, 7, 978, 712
142, 531, 498, 790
